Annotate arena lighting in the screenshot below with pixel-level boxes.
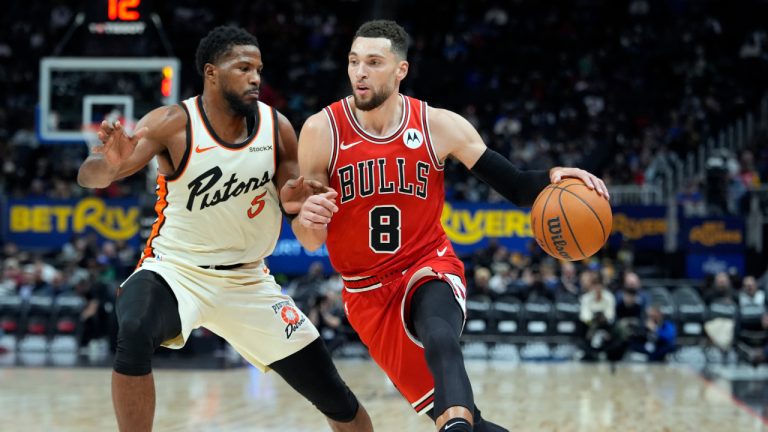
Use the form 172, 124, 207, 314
161, 65, 173, 97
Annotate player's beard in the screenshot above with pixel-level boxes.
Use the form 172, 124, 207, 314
353, 83, 393, 111
223, 88, 259, 117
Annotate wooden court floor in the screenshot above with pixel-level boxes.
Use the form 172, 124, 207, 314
1, 360, 766, 431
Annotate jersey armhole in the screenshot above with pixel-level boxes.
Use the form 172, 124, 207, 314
272, 107, 280, 175
323, 107, 340, 173
421, 101, 444, 171
165, 102, 192, 181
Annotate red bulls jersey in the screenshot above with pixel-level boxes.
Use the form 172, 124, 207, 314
324, 94, 448, 277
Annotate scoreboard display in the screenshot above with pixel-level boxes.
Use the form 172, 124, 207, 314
85, 0, 153, 35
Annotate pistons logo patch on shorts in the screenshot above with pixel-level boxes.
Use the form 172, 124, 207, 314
271, 301, 306, 339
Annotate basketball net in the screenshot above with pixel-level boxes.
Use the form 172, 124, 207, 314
81, 110, 136, 151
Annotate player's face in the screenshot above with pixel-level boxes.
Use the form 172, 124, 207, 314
348, 37, 408, 111
215, 45, 263, 117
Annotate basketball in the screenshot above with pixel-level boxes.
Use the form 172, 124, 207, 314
530, 178, 612, 261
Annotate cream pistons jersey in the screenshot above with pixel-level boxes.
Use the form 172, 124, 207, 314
139, 96, 281, 267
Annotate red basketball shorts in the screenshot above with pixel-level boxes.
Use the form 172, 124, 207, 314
341, 254, 467, 415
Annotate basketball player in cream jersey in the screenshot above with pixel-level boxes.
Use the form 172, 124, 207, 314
292, 21, 608, 432
77, 26, 372, 432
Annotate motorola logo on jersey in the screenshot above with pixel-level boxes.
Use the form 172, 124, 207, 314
403, 128, 424, 149
337, 157, 430, 204
186, 166, 272, 211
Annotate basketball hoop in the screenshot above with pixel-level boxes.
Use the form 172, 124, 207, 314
81, 123, 103, 151
81, 116, 136, 151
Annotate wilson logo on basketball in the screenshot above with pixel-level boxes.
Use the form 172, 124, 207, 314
547, 217, 573, 260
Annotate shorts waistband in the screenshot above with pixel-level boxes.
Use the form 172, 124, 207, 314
342, 269, 407, 291
198, 260, 264, 271
198, 263, 247, 270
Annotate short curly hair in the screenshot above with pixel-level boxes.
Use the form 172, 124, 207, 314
195, 26, 259, 76
354, 20, 409, 59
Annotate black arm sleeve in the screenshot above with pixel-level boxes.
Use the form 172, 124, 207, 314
469, 148, 551, 207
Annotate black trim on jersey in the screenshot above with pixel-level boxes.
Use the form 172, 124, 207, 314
272, 107, 280, 174
165, 103, 192, 181
195, 95, 259, 149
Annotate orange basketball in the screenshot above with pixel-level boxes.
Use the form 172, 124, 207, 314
530, 178, 612, 261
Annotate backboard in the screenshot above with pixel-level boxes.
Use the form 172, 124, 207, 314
38, 57, 180, 144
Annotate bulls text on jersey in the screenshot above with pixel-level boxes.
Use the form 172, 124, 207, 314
336, 157, 430, 203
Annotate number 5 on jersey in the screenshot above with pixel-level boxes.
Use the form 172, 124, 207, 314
369, 205, 401, 253
248, 191, 267, 219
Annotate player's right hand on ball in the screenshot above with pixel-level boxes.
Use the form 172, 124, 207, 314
91, 120, 148, 167
299, 190, 339, 229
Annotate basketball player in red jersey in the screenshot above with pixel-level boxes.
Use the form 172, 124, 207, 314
289, 21, 608, 432
77, 26, 372, 432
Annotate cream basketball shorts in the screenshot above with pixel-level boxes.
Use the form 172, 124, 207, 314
122, 254, 319, 371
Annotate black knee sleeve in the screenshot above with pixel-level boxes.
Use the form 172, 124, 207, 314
269, 338, 360, 422
113, 270, 181, 376
411, 280, 474, 418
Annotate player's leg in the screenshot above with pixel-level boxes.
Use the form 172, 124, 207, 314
112, 270, 182, 432
411, 279, 508, 432
410, 279, 473, 431
205, 269, 373, 432
426, 406, 508, 432
269, 337, 373, 432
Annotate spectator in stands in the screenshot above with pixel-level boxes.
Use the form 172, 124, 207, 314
616, 273, 647, 322
488, 262, 515, 297
0, 257, 21, 297
17, 264, 51, 300
540, 262, 562, 298
703, 271, 738, 304
559, 261, 580, 297
74, 274, 109, 350
579, 274, 619, 361
629, 305, 677, 362
740, 276, 766, 309
286, 261, 326, 311
469, 266, 494, 299
307, 288, 347, 354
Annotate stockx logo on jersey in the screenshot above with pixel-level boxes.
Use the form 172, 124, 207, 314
271, 300, 306, 339
186, 167, 272, 211
403, 128, 424, 149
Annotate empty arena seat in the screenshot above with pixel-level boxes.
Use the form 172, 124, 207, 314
737, 303, 767, 347
464, 295, 493, 335
0, 295, 24, 336
492, 295, 522, 336
52, 294, 85, 336
672, 286, 706, 343
522, 296, 554, 337
707, 299, 737, 321
553, 292, 581, 337
23, 295, 54, 337
648, 286, 676, 319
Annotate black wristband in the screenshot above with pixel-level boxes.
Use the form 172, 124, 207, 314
279, 202, 299, 221
469, 148, 550, 207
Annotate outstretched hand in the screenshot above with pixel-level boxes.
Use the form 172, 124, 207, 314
280, 176, 332, 215
549, 167, 610, 199
90, 120, 148, 167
